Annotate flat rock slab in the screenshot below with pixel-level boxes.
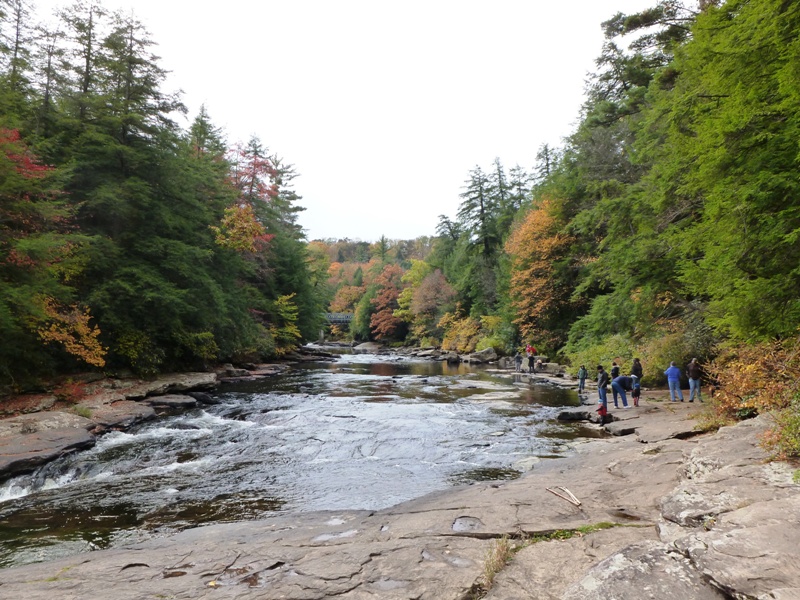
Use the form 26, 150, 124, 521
0, 393, 57, 417
0, 511, 489, 600
0, 411, 93, 437
0, 427, 95, 480
486, 527, 659, 600
114, 372, 217, 399
83, 400, 156, 429
144, 394, 198, 409
562, 540, 726, 599
680, 495, 800, 598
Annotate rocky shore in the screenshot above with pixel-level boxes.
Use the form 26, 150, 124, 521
0, 379, 797, 599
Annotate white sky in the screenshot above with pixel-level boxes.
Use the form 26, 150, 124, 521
33, 0, 656, 242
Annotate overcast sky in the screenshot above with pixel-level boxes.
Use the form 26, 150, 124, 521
34, 0, 656, 242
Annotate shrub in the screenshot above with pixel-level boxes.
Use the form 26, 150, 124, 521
709, 337, 800, 460
565, 334, 635, 378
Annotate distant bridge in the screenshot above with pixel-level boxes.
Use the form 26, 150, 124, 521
325, 312, 354, 325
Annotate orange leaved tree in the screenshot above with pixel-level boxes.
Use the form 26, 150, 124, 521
505, 197, 577, 349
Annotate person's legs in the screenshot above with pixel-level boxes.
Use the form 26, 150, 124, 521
689, 378, 698, 402
668, 379, 678, 401
578, 378, 585, 393
598, 387, 608, 423
612, 385, 619, 408
612, 381, 628, 407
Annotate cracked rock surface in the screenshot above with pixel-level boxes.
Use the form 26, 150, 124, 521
0, 401, 798, 599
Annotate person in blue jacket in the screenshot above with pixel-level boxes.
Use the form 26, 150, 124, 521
664, 361, 684, 402
611, 375, 633, 408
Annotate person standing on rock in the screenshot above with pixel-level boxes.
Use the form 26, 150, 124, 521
611, 375, 633, 408
631, 358, 643, 381
687, 358, 703, 403
631, 374, 641, 407
597, 365, 609, 423
577, 365, 588, 393
610, 362, 621, 406
514, 351, 523, 372
664, 361, 684, 402
528, 354, 536, 374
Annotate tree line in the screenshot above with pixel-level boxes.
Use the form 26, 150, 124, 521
0, 0, 326, 387
317, 0, 800, 458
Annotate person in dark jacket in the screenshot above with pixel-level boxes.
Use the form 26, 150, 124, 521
610, 362, 621, 406
597, 365, 609, 424
687, 358, 703, 402
631, 358, 643, 380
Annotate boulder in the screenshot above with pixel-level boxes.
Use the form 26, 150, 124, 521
444, 352, 461, 364
187, 391, 220, 405
354, 342, 384, 351
0, 427, 96, 481
464, 348, 497, 363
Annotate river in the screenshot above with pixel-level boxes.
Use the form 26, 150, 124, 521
0, 353, 595, 568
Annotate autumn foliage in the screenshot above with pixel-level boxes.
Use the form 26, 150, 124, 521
370, 264, 405, 341
37, 297, 107, 367
505, 197, 575, 347
707, 337, 800, 459
211, 204, 272, 253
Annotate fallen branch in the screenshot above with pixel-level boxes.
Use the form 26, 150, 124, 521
546, 486, 581, 506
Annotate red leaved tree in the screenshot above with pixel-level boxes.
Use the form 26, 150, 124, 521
370, 264, 405, 341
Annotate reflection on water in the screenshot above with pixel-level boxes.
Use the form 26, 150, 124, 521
0, 353, 581, 568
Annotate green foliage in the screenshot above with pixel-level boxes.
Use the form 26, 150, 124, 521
269, 294, 302, 356
114, 330, 164, 377
0, 5, 331, 382
565, 334, 635, 377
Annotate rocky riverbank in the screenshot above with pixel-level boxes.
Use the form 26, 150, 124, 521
0, 388, 796, 599
0, 348, 345, 484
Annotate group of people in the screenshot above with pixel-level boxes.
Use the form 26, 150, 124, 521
664, 358, 704, 403
576, 357, 704, 424
513, 345, 541, 374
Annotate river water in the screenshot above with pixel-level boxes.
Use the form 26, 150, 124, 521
0, 353, 593, 569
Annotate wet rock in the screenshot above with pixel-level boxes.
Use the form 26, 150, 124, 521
556, 407, 595, 421
187, 391, 220, 405
444, 351, 461, 364
0, 427, 95, 481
